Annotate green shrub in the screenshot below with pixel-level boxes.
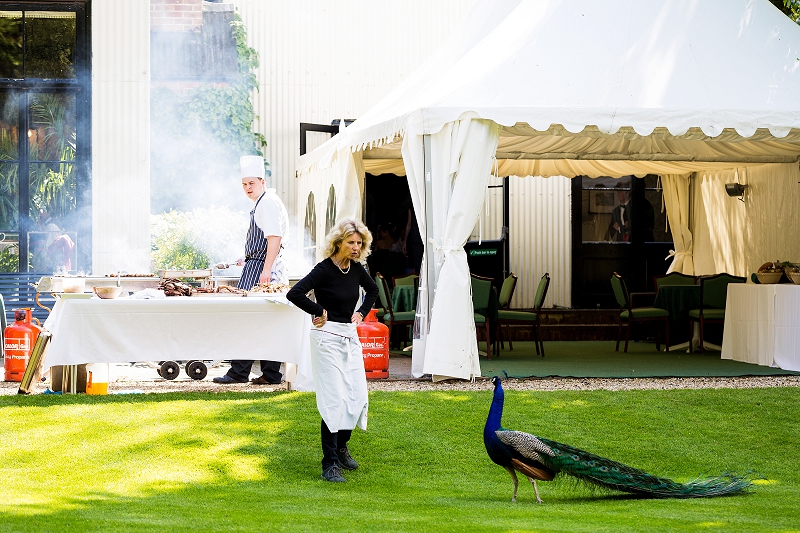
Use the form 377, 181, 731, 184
151, 207, 247, 270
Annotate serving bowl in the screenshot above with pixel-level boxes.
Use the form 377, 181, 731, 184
93, 286, 121, 299
756, 272, 783, 284
789, 272, 800, 285
62, 278, 86, 293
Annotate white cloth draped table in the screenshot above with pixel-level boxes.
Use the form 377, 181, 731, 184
41, 296, 314, 390
721, 284, 800, 371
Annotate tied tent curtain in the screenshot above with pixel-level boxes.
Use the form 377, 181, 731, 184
333, 148, 364, 223
403, 118, 501, 381
400, 129, 428, 378
662, 173, 694, 274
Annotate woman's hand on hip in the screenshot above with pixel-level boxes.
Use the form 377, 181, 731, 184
313, 310, 327, 328
351, 311, 363, 324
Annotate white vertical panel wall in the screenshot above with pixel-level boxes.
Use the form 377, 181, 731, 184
233, 0, 476, 219
470, 175, 572, 309
92, 1, 151, 274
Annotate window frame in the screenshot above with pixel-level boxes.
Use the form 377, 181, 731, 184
0, 0, 90, 273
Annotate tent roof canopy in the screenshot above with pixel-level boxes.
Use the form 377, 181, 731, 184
298, 0, 800, 178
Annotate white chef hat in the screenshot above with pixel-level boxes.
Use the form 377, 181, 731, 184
240, 155, 265, 180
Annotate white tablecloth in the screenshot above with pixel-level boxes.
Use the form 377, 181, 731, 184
42, 296, 314, 389
721, 284, 800, 371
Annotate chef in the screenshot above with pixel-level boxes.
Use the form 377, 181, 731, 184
213, 155, 289, 385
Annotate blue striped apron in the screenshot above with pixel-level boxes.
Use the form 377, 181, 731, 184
238, 193, 269, 290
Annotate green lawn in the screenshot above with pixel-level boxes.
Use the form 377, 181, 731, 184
1, 387, 799, 532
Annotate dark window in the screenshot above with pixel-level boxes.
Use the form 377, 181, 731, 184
0, 2, 89, 273
642, 175, 672, 243
572, 174, 676, 308
0, 10, 76, 79
580, 174, 672, 244
0, 11, 23, 78
580, 175, 632, 243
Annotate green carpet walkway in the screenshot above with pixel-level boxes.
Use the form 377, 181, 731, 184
478, 341, 798, 378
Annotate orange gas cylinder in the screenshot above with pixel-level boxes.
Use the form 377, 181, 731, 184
4, 308, 42, 382
357, 309, 390, 379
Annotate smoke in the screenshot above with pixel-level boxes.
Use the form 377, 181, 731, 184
144, 4, 317, 278
282, 224, 313, 278
149, 86, 250, 215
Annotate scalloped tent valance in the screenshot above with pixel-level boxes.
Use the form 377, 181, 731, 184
297, 0, 800, 177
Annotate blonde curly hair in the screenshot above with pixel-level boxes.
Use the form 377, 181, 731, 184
323, 218, 373, 263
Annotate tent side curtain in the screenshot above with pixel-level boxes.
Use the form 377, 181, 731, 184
662, 174, 694, 275
692, 163, 800, 277
406, 119, 501, 381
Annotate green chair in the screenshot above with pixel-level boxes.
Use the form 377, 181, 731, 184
611, 272, 670, 353
391, 274, 418, 288
376, 273, 415, 349
496, 273, 549, 357
373, 272, 388, 317
633, 272, 698, 308
495, 273, 518, 351
654, 272, 697, 289
471, 274, 494, 360
688, 273, 745, 353
391, 274, 418, 314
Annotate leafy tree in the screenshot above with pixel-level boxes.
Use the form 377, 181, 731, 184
770, 0, 800, 22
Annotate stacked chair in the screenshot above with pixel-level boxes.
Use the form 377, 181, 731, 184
630, 271, 697, 308
688, 273, 746, 353
375, 273, 415, 349
391, 274, 418, 289
610, 272, 670, 352
495, 272, 550, 357
654, 271, 697, 289
470, 274, 494, 360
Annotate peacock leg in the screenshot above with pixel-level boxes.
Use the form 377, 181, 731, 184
527, 477, 543, 503
504, 466, 519, 502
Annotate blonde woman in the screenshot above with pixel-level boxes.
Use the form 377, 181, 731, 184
287, 218, 379, 482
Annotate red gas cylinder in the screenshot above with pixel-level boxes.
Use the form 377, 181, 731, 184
357, 309, 390, 379
4, 308, 42, 382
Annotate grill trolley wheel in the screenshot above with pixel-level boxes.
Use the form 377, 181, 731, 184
158, 361, 180, 380
185, 360, 208, 380
148, 359, 223, 380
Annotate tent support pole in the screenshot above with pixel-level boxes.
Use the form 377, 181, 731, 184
503, 176, 510, 279
423, 133, 436, 335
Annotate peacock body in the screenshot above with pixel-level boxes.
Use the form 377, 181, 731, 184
484, 376, 752, 503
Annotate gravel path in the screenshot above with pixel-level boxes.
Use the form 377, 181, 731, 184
4, 353, 799, 396
5, 374, 800, 396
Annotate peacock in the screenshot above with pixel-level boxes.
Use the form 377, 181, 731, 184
484, 376, 752, 503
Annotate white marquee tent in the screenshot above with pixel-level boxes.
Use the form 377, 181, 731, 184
296, 0, 800, 381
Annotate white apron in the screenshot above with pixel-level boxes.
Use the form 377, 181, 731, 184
309, 321, 368, 432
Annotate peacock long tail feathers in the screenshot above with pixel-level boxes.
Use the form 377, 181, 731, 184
537, 437, 752, 498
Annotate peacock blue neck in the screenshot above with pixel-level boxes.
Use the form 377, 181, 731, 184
484, 379, 505, 439
484, 378, 512, 466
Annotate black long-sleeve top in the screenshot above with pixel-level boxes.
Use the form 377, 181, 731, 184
287, 258, 379, 323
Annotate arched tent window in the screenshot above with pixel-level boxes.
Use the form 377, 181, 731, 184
325, 185, 336, 236
303, 192, 316, 266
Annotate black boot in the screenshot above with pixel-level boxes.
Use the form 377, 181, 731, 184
321, 463, 346, 482
338, 446, 359, 471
